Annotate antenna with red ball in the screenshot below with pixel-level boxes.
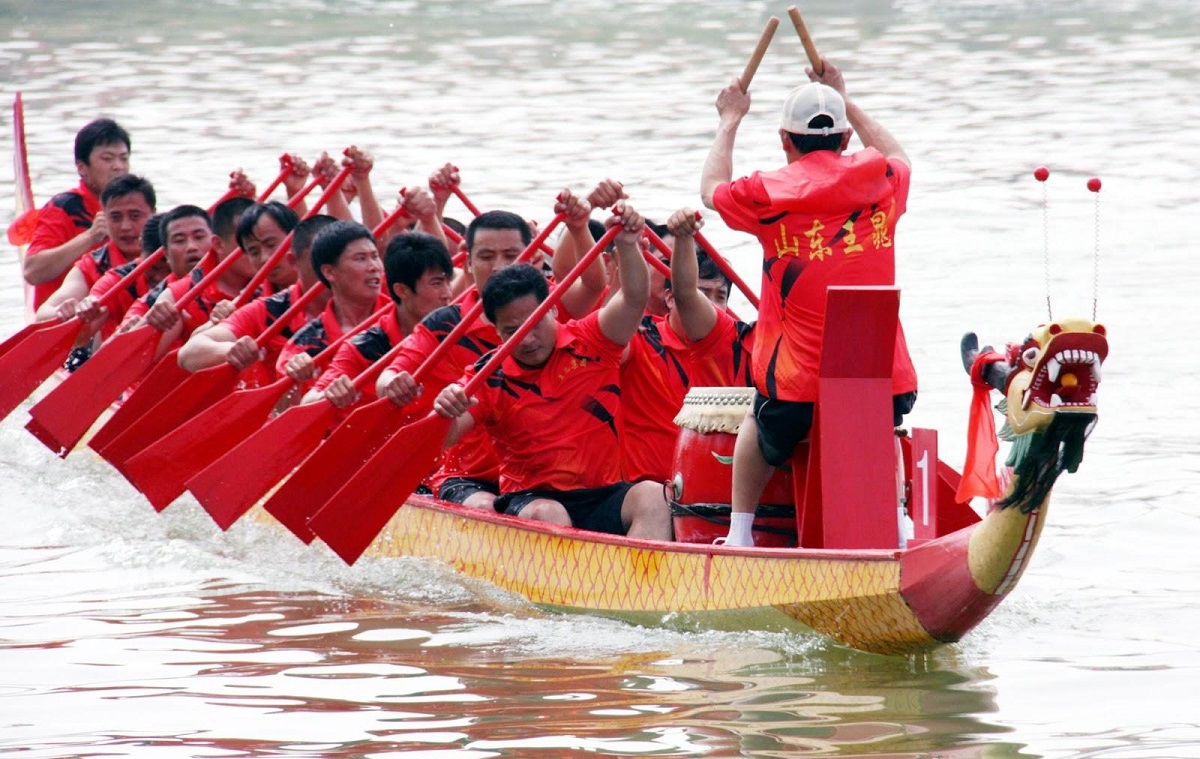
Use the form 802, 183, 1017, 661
1034, 166, 1052, 319
1088, 177, 1102, 320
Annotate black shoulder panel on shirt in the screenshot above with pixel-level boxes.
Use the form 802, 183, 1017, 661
49, 191, 92, 228
759, 211, 787, 225
351, 326, 391, 362
421, 304, 464, 338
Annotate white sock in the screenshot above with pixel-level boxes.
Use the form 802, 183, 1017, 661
724, 512, 755, 547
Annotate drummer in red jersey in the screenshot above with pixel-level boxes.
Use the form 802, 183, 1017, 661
432, 203, 672, 541
34, 175, 156, 324
274, 220, 392, 393
176, 208, 324, 383
618, 208, 755, 484
375, 197, 606, 510
700, 57, 918, 546
23, 119, 131, 310
302, 231, 454, 408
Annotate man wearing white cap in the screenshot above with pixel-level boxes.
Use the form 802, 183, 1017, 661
700, 56, 918, 547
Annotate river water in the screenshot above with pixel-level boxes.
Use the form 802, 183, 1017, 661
1, 1, 1198, 756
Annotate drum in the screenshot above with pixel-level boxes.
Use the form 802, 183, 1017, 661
669, 387, 799, 547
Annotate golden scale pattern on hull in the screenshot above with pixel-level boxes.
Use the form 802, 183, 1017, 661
361, 497, 939, 655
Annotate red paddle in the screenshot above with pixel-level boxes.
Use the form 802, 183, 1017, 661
0, 173, 265, 427
120, 301, 391, 511
308, 224, 622, 564
85, 169, 316, 454
642, 223, 759, 309
100, 201, 406, 472
24, 169, 342, 456
98, 283, 328, 472
261, 211, 570, 539
192, 211, 569, 532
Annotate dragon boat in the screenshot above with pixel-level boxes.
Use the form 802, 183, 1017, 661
343, 286, 1106, 656
7, 94, 1107, 656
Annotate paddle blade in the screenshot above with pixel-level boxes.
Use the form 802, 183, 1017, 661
0, 319, 81, 424
120, 378, 289, 511
187, 401, 339, 530
308, 413, 451, 565
263, 399, 409, 543
6, 207, 38, 246
100, 364, 239, 470
24, 327, 158, 456
0, 321, 52, 362
88, 349, 189, 454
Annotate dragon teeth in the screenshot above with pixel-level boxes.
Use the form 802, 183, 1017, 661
1047, 357, 1062, 383
1051, 393, 1065, 408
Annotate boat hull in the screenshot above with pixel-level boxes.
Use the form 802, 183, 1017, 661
331, 493, 1038, 656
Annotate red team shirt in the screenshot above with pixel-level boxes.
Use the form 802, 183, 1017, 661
26, 181, 103, 309
387, 290, 502, 491
74, 243, 132, 290
713, 148, 918, 402
274, 293, 392, 377
311, 307, 405, 398
619, 309, 754, 482
88, 260, 157, 339
221, 283, 313, 384
466, 312, 626, 494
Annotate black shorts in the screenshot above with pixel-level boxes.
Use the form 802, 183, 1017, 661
752, 390, 918, 468
437, 477, 500, 505
495, 482, 632, 536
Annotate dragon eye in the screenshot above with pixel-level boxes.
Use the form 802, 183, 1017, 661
1022, 347, 1039, 366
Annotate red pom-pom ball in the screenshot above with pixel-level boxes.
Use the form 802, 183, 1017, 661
1033, 166, 1050, 182
1087, 177, 1102, 192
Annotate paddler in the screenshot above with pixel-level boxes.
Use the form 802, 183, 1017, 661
22, 119, 132, 310
374, 199, 607, 510
302, 230, 455, 408
273, 220, 392, 393
34, 175, 156, 325
431, 201, 672, 541
617, 207, 755, 484
700, 56, 918, 547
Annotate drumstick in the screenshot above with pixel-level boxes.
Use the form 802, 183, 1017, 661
739, 16, 780, 91
787, 6, 824, 75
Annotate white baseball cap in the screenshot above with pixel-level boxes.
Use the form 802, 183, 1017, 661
780, 83, 850, 135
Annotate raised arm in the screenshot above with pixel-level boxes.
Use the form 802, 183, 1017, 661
554, 187, 607, 318
344, 146, 384, 232
23, 214, 107, 286
809, 57, 909, 166
666, 209, 719, 342
597, 202, 647, 346
700, 78, 752, 210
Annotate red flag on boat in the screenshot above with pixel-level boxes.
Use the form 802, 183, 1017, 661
955, 352, 1006, 503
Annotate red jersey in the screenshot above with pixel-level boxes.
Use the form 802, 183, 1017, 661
311, 307, 404, 398
619, 311, 755, 482
74, 242, 133, 290
275, 294, 391, 377
466, 312, 625, 493
713, 149, 918, 401
26, 181, 102, 309
221, 283, 312, 384
168, 267, 240, 344
389, 291, 501, 490
89, 260, 157, 339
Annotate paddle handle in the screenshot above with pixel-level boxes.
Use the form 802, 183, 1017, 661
740, 16, 780, 91
451, 185, 560, 260
462, 225, 620, 398
787, 6, 823, 74
226, 166, 353, 310
694, 229, 760, 309
642, 224, 759, 309
257, 155, 295, 200
369, 210, 568, 394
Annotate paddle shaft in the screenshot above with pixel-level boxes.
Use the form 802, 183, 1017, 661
787, 6, 824, 74
740, 16, 780, 91
213, 168, 350, 312
450, 185, 559, 260
642, 225, 759, 311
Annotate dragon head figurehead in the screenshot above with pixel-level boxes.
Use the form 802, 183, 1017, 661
962, 318, 1108, 513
